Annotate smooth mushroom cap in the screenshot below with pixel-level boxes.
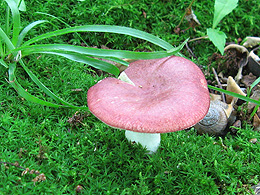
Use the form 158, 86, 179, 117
87, 56, 210, 133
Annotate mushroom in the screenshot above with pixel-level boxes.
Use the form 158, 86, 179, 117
224, 44, 249, 82
87, 56, 210, 153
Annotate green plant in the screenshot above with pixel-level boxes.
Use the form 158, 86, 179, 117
0, 0, 186, 109
186, 0, 238, 55
206, 0, 238, 55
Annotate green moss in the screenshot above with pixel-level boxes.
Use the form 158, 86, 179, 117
1, 0, 260, 194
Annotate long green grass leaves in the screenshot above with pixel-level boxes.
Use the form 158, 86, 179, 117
2, 0, 259, 110
16, 20, 49, 47
1, 0, 185, 108
22, 25, 175, 50
14, 39, 188, 61
0, 27, 15, 51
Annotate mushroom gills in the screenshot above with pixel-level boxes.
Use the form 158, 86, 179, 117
125, 130, 161, 154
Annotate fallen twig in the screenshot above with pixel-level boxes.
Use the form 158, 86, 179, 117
212, 67, 226, 103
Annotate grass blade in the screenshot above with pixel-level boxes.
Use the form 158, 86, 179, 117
0, 59, 8, 68
247, 76, 260, 97
8, 63, 89, 110
36, 12, 89, 47
22, 25, 174, 50
5, 4, 10, 35
0, 27, 15, 50
17, 42, 185, 60
35, 51, 120, 76
103, 57, 129, 67
208, 85, 260, 106
247, 76, 260, 120
16, 20, 49, 47
8, 63, 63, 108
18, 60, 85, 109
250, 104, 259, 120
0, 40, 4, 57
5, 0, 21, 46
16, 0, 26, 11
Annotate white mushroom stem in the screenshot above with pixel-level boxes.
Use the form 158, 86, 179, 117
125, 130, 161, 154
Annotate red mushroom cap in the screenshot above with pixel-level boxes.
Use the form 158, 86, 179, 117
87, 56, 210, 133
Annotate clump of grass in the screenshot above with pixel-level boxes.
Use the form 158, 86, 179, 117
1, 0, 186, 111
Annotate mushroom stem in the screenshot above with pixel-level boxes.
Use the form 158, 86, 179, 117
125, 130, 161, 154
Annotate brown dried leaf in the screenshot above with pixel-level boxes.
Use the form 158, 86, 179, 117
241, 73, 257, 88
67, 111, 82, 125
226, 76, 246, 104
253, 113, 260, 131
30, 169, 35, 174
32, 173, 46, 185
22, 168, 30, 176
243, 37, 260, 48
185, 8, 201, 30
248, 90, 260, 113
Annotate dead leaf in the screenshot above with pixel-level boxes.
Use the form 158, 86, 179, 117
185, 8, 201, 30
174, 27, 181, 34
22, 168, 30, 176
226, 76, 246, 104
209, 93, 222, 101
142, 11, 147, 18
253, 113, 260, 131
230, 120, 241, 134
67, 111, 88, 127
75, 185, 84, 193
248, 90, 260, 112
243, 37, 260, 48
32, 173, 46, 185
241, 73, 256, 88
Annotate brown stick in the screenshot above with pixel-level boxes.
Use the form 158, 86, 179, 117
0, 161, 26, 170
212, 67, 226, 103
